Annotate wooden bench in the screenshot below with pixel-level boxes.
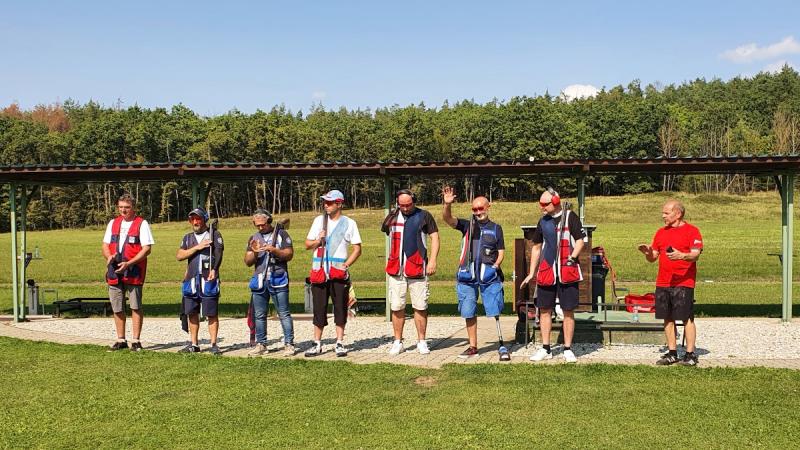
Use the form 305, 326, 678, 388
53, 297, 112, 317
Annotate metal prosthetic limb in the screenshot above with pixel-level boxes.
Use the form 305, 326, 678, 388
496, 316, 511, 361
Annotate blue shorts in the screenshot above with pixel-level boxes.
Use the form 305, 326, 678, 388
456, 281, 504, 319
182, 296, 219, 317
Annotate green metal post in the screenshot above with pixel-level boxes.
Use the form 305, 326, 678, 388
577, 175, 586, 223
20, 188, 27, 320
781, 172, 794, 322
384, 177, 392, 322
10, 183, 19, 322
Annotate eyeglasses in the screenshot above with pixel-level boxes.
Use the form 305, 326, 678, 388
539, 201, 552, 207
253, 222, 269, 227
323, 200, 340, 206
471, 206, 486, 213
398, 202, 413, 207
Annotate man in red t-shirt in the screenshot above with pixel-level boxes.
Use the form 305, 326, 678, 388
638, 200, 703, 366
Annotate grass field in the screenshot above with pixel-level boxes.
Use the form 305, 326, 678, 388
1, 336, 799, 448
1, 191, 798, 316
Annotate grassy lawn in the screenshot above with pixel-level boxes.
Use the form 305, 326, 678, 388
1, 336, 799, 448
1, 192, 798, 316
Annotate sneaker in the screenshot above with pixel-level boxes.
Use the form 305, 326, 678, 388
656, 352, 680, 366
178, 344, 200, 353
129, 342, 143, 352
108, 341, 128, 352
498, 346, 511, 361
209, 344, 222, 355
247, 343, 268, 357
529, 347, 553, 361
305, 342, 323, 357
388, 340, 404, 355
458, 346, 478, 359
335, 342, 348, 357
677, 353, 699, 367
417, 340, 431, 355
563, 349, 577, 363
283, 344, 296, 356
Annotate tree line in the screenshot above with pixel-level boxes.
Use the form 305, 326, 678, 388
1, 67, 800, 231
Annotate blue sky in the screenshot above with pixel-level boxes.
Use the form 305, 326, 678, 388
2, 1, 799, 115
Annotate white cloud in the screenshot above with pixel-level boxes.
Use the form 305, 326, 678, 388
311, 91, 327, 101
721, 36, 800, 63
560, 84, 599, 101
762, 60, 797, 73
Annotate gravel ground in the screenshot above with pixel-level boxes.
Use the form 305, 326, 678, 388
11, 315, 465, 354
10, 316, 800, 363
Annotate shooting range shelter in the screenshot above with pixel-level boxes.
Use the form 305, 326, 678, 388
1, 156, 797, 323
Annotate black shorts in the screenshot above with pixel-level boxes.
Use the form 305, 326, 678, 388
182, 296, 219, 317
311, 279, 350, 328
535, 283, 579, 311
655, 287, 694, 321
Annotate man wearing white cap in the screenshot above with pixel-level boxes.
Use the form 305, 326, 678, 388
304, 190, 362, 357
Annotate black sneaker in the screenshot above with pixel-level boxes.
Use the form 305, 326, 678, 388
178, 344, 201, 353
458, 346, 479, 359
335, 343, 348, 357
656, 352, 680, 366
209, 344, 222, 355
108, 341, 128, 352
129, 342, 143, 352
678, 353, 698, 366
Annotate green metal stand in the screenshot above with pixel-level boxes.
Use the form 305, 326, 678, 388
10, 183, 19, 322
780, 172, 795, 322
384, 177, 393, 322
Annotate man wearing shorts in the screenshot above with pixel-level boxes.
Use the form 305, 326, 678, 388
304, 190, 362, 357
382, 189, 440, 355
442, 186, 505, 359
176, 208, 224, 354
102, 194, 154, 352
521, 188, 586, 363
638, 199, 703, 366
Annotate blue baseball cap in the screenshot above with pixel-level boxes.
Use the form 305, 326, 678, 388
320, 190, 345, 202
188, 207, 209, 222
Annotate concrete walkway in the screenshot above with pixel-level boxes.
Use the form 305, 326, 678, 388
2, 315, 800, 369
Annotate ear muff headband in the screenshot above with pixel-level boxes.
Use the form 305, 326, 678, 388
546, 187, 561, 206
396, 189, 417, 203
253, 208, 273, 224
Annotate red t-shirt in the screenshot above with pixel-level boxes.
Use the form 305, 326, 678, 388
651, 222, 703, 288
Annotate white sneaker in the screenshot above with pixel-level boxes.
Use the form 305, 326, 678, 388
388, 340, 404, 355
247, 343, 267, 357
417, 340, 430, 355
563, 349, 577, 363
283, 344, 296, 356
529, 347, 553, 361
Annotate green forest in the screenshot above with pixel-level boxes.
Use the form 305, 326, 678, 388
1, 67, 800, 231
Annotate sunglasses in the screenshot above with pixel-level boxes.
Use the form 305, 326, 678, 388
471, 206, 486, 213
398, 202, 413, 207
539, 201, 552, 207
323, 200, 341, 206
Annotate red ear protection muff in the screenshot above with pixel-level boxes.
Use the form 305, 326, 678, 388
396, 189, 417, 203
546, 187, 560, 206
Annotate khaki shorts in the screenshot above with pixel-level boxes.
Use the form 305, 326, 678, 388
388, 275, 429, 311
108, 285, 143, 313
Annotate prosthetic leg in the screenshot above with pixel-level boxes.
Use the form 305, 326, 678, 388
495, 316, 511, 361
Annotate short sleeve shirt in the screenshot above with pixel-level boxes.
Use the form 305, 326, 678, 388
651, 222, 703, 288
306, 215, 362, 261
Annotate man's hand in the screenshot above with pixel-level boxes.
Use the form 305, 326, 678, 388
106, 255, 115, 265
195, 238, 212, 251
115, 261, 129, 273
207, 269, 217, 281
520, 273, 534, 287
666, 249, 684, 260
426, 259, 437, 276
318, 230, 327, 240
442, 186, 456, 205
263, 244, 278, 254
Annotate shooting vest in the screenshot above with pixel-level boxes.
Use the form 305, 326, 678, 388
456, 220, 501, 284
106, 216, 147, 286
536, 210, 582, 286
385, 209, 428, 278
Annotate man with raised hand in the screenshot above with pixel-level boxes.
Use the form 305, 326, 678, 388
176, 207, 224, 354
442, 186, 508, 360
638, 199, 703, 366
382, 189, 440, 355
102, 194, 154, 352
520, 188, 586, 363
304, 190, 362, 357
245, 209, 295, 357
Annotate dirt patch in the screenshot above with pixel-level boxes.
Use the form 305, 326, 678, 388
413, 376, 437, 387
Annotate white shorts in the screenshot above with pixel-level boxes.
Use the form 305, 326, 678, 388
388, 275, 429, 311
